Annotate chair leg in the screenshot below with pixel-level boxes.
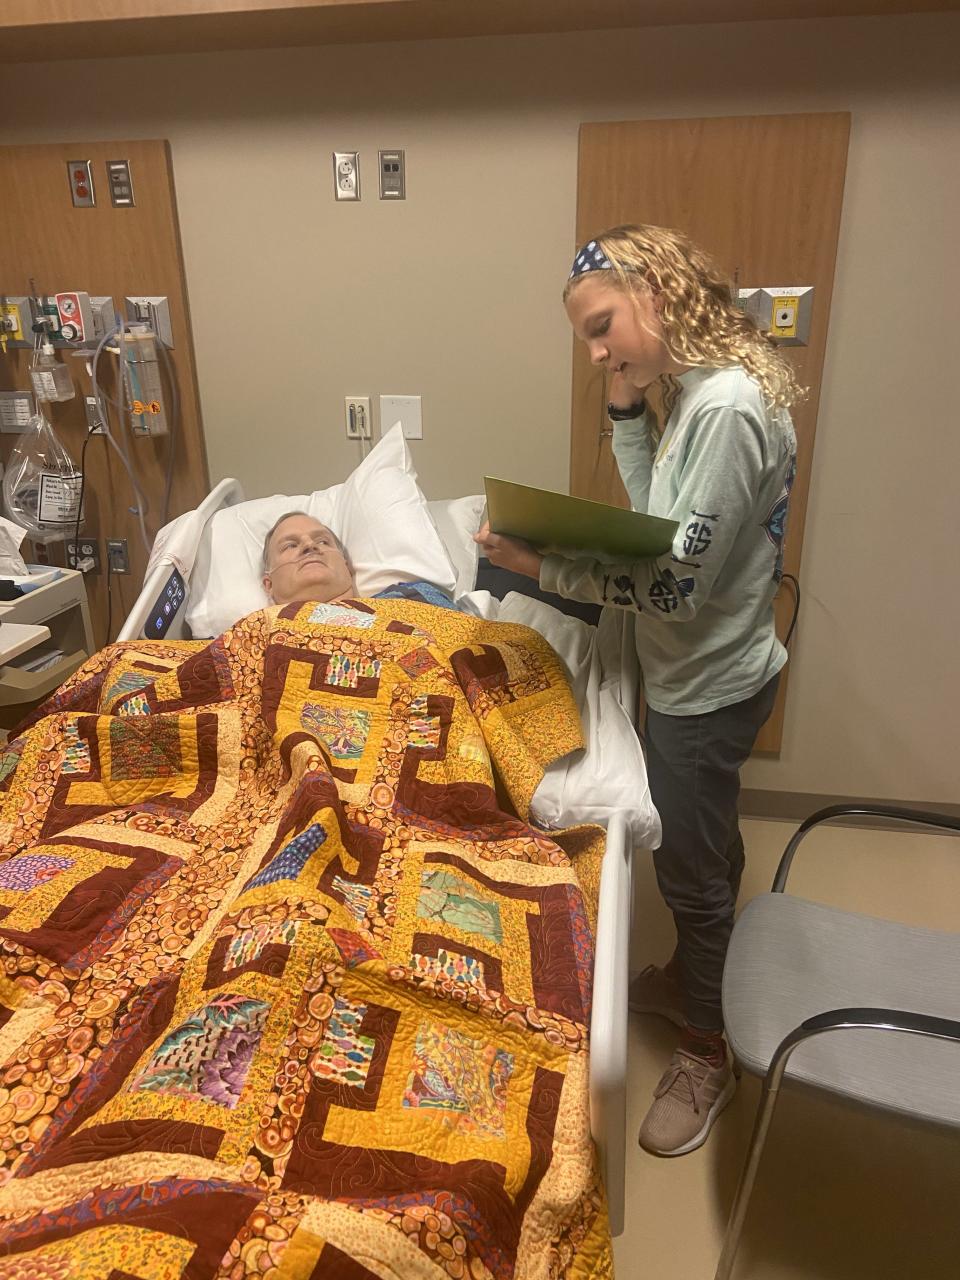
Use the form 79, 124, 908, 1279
715, 1007, 960, 1278
713, 1075, 782, 1280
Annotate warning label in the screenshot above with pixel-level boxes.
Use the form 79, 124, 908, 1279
38, 472, 83, 525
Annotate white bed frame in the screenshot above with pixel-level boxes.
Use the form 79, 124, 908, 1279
119, 479, 637, 1237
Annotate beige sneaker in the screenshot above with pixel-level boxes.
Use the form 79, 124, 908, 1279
638, 1047, 736, 1156
627, 963, 685, 1027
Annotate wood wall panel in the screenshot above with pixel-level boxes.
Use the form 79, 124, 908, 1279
1, 0, 957, 62
0, 139, 209, 646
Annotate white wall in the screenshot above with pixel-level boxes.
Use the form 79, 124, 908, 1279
3, 12, 958, 802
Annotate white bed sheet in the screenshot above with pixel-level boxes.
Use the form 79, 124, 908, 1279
460, 590, 660, 849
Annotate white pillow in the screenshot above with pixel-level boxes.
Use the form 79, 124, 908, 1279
427, 495, 485, 598
186, 425, 457, 637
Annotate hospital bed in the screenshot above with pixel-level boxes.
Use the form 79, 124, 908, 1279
117, 472, 660, 1238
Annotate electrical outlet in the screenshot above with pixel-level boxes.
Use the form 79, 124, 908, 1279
333, 151, 360, 201
106, 538, 130, 574
345, 396, 372, 439
67, 159, 95, 207
67, 539, 101, 574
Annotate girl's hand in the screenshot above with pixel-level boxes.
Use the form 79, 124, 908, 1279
473, 522, 544, 580
608, 368, 637, 409
609, 367, 652, 408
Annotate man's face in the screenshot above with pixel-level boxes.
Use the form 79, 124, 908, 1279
262, 515, 354, 605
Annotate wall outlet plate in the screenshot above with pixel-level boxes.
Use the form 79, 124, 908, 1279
84, 395, 106, 434
333, 151, 360, 201
106, 538, 130, 574
67, 539, 100, 573
379, 149, 405, 200
345, 395, 372, 439
67, 159, 95, 207
106, 159, 135, 207
380, 394, 422, 440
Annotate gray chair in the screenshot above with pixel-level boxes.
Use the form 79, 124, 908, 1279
716, 804, 960, 1280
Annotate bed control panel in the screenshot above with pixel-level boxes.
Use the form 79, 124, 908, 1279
144, 569, 186, 639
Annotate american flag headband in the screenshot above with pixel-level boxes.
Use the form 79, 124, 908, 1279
569, 239, 613, 279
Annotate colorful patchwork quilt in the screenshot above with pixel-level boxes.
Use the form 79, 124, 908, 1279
0, 598, 613, 1279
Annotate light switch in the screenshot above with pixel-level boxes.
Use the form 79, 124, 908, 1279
380, 394, 422, 440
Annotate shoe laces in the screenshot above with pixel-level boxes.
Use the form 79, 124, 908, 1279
654, 1053, 711, 1115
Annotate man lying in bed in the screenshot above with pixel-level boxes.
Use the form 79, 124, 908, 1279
0, 510, 610, 1278
261, 511, 458, 610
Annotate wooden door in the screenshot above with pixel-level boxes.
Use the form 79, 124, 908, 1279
571, 113, 849, 751
0, 139, 209, 646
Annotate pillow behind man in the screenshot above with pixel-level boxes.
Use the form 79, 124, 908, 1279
186, 426, 457, 636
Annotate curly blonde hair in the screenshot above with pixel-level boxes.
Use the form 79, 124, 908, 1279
564, 223, 804, 408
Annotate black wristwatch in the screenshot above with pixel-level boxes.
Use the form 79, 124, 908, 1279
607, 399, 646, 421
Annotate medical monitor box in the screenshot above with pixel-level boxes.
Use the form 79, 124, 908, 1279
484, 477, 677, 561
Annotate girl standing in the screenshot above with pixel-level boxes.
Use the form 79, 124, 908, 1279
476, 224, 800, 1156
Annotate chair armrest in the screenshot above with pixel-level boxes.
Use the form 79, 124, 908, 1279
773, 804, 960, 892
763, 1005, 960, 1095
801, 1006, 960, 1041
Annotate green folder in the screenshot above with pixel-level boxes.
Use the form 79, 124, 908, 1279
484, 476, 677, 560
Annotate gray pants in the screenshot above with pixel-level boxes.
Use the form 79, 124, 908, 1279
645, 673, 781, 1032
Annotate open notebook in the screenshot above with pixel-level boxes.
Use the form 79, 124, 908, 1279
484, 476, 677, 560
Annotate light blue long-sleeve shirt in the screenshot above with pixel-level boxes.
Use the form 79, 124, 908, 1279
540, 366, 797, 715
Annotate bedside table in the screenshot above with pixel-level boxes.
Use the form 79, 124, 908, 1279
0, 622, 52, 665
0, 569, 95, 732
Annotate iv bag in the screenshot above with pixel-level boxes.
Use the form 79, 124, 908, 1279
2, 414, 83, 544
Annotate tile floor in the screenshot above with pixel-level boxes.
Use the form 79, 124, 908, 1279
612, 818, 960, 1280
